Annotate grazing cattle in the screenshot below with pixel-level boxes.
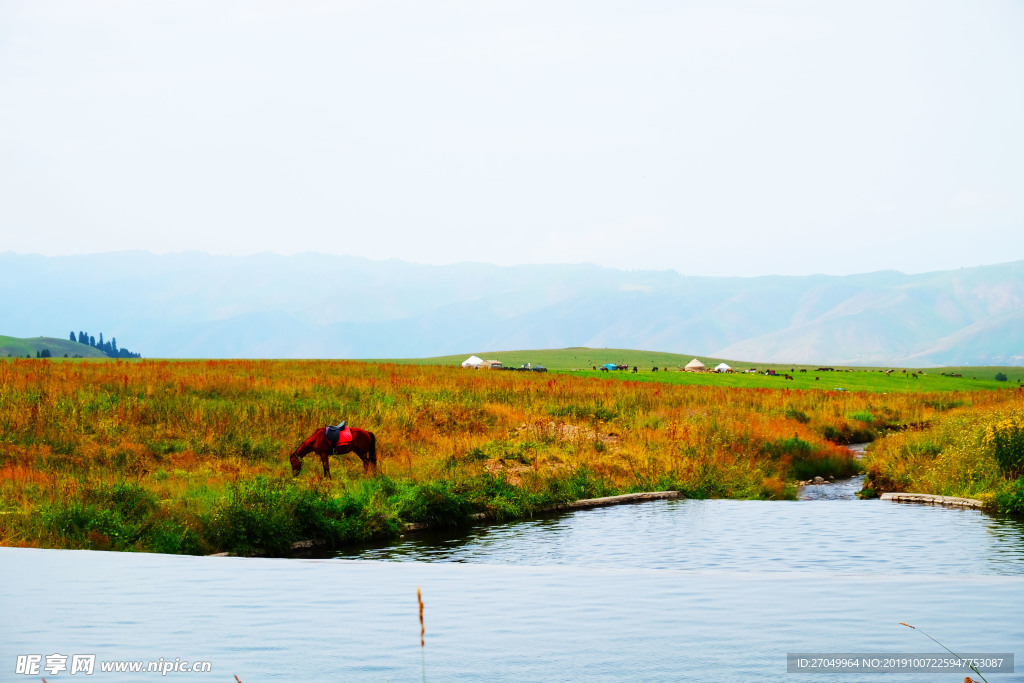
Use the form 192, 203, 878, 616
632, 366, 637, 373
800, 369, 807, 373
652, 367, 659, 372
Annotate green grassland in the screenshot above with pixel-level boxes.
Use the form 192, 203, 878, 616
5, 336, 1022, 392
0, 335, 106, 359
378, 347, 1024, 393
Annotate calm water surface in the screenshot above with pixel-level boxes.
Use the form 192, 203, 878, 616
338, 498, 1024, 575
4, 497, 1024, 682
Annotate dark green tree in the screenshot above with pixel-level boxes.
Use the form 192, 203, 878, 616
995, 372, 1009, 382
69, 331, 77, 342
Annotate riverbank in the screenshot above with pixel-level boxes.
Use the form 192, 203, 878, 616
233, 490, 685, 557
862, 405, 1024, 514
1, 358, 1022, 554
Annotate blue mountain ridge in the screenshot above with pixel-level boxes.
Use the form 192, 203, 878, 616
1, 252, 1021, 365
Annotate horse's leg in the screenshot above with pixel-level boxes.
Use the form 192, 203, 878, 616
320, 453, 331, 479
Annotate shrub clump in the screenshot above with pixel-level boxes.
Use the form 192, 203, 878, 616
545, 466, 614, 503
994, 477, 1024, 515
763, 437, 858, 481
984, 415, 1024, 478
39, 481, 203, 554
821, 422, 875, 444
208, 477, 401, 556
393, 480, 475, 528
784, 407, 811, 424
763, 436, 814, 461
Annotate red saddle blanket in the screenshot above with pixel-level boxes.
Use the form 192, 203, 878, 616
322, 425, 353, 449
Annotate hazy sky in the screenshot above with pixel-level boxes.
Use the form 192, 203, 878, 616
1, 1, 1022, 277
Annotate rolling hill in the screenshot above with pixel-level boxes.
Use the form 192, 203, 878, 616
0, 335, 107, 359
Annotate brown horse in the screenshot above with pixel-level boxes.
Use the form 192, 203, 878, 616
289, 425, 377, 478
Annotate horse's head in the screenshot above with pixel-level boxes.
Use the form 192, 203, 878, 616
289, 451, 303, 476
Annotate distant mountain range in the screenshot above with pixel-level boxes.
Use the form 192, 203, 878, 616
2, 251, 1022, 366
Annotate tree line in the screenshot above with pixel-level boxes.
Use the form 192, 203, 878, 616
70, 331, 142, 359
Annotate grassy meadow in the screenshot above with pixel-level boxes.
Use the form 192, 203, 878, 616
388, 347, 1024, 392
1, 354, 1023, 556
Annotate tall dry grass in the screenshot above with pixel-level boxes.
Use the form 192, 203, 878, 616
1, 358, 1020, 552
862, 394, 1024, 512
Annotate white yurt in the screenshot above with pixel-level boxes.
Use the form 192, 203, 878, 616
714, 362, 732, 373
684, 358, 706, 372
461, 355, 485, 368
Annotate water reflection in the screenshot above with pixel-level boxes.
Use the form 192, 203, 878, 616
337, 498, 1024, 575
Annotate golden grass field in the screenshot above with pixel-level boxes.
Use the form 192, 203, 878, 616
1, 357, 1022, 555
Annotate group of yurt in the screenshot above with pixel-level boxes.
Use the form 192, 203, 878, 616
459, 355, 734, 373
684, 358, 733, 373
460, 356, 503, 369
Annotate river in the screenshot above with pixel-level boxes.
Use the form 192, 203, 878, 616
3, 472, 1024, 681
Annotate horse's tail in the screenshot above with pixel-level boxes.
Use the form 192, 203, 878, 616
368, 432, 380, 471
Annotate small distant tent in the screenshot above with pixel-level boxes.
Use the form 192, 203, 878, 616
461, 355, 485, 368
482, 360, 502, 369
714, 363, 732, 373
684, 358, 706, 372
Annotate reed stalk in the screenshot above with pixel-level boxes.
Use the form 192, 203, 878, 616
898, 622, 988, 683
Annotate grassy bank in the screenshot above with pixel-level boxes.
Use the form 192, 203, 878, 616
862, 406, 1024, 514
1, 357, 1021, 555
